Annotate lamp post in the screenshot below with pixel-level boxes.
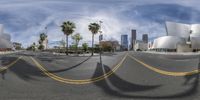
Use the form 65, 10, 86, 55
99, 21, 103, 66
45, 26, 48, 49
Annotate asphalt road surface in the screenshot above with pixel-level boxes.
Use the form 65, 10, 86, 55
0, 51, 200, 100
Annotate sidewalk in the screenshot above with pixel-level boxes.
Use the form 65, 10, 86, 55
51, 52, 99, 56
0, 50, 23, 55
142, 51, 200, 56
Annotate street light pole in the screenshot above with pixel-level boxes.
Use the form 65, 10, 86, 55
99, 21, 103, 66
45, 27, 48, 49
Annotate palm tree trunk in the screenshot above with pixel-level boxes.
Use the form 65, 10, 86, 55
76, 41, 78, 55
66, 35, 68, 55
92, 34, 94, 56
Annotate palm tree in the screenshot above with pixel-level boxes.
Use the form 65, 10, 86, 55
38, 33, 47, 50
61, 21, 76, 55
32, 42, 36, 51
71, 33, 83, 54
40, 33, 47, 41
88, 23, 100, 56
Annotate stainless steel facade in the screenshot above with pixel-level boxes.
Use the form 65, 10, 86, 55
166, 21, 190, 39
1, 33, 11, 41
152, 36, 186, 49
152, 22, 200, 51
191, 24, 200, 35
0, 24, 12, 49
190, 36, 200, 49
0, 37, 12, 49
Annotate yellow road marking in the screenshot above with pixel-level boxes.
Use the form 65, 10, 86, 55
0, 56, 22, 72
128, 55, 199, 76
30, 53, 128, 84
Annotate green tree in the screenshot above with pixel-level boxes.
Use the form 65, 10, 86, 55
88, 23, 100, 56
70, 44, 77, 50
61, 21, 76, 55
32, 42, 36, 51
82, 43, 88, 52
38, 33, 47, 50
40, 33, 47, 41
71, 33, 83, 54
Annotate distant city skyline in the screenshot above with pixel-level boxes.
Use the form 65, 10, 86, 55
1, 0, 200, 47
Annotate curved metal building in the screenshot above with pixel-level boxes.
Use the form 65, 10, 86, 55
190, 36, 200, 49
152, 21, 200, 52
166, 22, 191, 39
191, 24, 200, 35
152, 36, 186, 49
0, 37, 12, 48
0, 24, 12, 50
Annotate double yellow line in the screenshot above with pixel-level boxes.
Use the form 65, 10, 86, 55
30, 53, 128, 84
2, 53, 198, 85
128, 55, 200, 76
0, 56, 22, 72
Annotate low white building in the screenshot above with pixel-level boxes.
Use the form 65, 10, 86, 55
134, 40, 148, 51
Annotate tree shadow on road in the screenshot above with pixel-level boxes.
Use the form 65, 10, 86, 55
92, 63, 161, 98
184, 63, 200, 85
41, 56, 92, 73
0, 56, 17, 65
6, 57, 46, 81
0, 69, 7, 80
0, 56, 17, 80
92, 62, 200, 99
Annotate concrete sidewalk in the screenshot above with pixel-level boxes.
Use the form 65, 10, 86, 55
51, 52, 99, 56
141, 51, 200, 56
0, 50, 24, 55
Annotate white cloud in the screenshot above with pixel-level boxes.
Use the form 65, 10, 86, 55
0, 0, 200, 47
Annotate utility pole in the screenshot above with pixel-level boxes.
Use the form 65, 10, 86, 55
99, 21, 103, 66
45, 27, 48, 49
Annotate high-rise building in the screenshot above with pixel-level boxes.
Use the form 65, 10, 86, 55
142, 34, 148, 43
121, 34, 128, 51
131, 30, 136, 50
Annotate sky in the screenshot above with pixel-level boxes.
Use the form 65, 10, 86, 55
1, 0, 200, 47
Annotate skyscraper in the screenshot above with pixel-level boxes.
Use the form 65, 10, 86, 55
142, 34, 148, 43
121, 34, 128, 51
131, 30, 136, 50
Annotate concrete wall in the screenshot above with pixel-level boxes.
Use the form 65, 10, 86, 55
134, 42, 148, 51
177, 44, 192, 52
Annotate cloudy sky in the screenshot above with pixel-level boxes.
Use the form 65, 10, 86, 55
1, 0, 200, 47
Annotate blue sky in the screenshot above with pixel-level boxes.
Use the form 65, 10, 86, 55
1, 0, 200, 47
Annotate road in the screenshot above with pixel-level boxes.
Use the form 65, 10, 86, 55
0, 51, 200, 100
